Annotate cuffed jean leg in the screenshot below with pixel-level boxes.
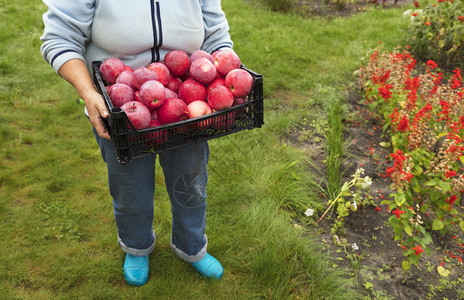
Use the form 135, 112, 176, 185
159, 142, 209, 263
93, 129, 156, 256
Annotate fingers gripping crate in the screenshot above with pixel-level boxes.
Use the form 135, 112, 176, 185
91, 61, 264, 164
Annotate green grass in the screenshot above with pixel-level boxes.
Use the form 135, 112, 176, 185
0, 0, 411, 298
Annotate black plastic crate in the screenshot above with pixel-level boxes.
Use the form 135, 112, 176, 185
91, 61, 264, 164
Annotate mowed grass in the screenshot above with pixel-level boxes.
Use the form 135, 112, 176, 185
0, 0, 408, 298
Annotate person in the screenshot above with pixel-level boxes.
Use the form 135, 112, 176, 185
40, 0, 234, 286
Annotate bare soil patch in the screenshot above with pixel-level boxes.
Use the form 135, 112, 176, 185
297, 0, 408, 18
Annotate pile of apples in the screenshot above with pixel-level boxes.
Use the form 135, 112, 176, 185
99, 49, 254, 131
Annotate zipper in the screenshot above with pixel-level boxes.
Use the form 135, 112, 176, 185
150, 0, 163, 62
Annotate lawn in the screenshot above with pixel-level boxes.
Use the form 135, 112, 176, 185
0, 0, 413, 299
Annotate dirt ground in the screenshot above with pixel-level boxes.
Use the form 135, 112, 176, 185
297, 0, 410, 17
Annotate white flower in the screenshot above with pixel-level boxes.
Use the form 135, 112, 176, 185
402, 9, 412, 18
361, 176, 372, 189
352, 168, 365, 179
352, 243, 359, 251
351, 200, 358, 211
304, 208, 314, 217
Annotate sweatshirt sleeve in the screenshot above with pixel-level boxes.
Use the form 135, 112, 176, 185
40, 0, 96, 73
200, 0, 234, 53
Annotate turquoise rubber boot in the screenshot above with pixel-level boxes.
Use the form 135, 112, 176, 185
190, 253, 223, 279
123, 254, 149, 286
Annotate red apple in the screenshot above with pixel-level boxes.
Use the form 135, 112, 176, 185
233, 97, 247, 106
132, 67, 158, 90
107, 83, 135, 108
189, 57, 217, 85
105, 84, 113, 95
164, 87, 178, 99
116, 70, 136, 90
139, 80, 166, 110
148, 119, 161, 127
178, 78, 207, 105
225, 68, 254, 98
100, 58, 125, 84
124, 65, 134, 72
206, 78, 226, 98
228, 97, 248, 121
121, 101, 151, 130
164, 50, 190, 77
147, 62, 171, 86
207, 85, 234, 111
167, 76, 183, 93
188, 100, 213, 127
134, 90, 140, 102
213, 50, 241, 77
150, 109, 159, 121
157, 97, 190, 125
190, 49, 213, 63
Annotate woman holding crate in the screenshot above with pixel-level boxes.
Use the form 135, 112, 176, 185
40, 0, 234, 286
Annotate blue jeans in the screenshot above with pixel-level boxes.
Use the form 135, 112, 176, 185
93, 129, 209, 263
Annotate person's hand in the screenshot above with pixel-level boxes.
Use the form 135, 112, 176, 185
84, 91, 110, 140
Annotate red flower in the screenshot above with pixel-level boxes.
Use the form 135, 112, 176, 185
446, 195, 458, 211
391, 150, 406, 169
451, 68, 462, 89
397, 115, 410, 133
375, 206, 381, 211
444, 170, 457, 178
437, 100, 451, 125
403, 172, 414, 183
414, 1, 420, 8
403, 76, 421, 91
372, 69, 391, 85
426, 60, 438, 69
459, 16, 464, 23
412, 13, 418, 17
412, 245, 424, 255
378, 84, 393, 102
392, 208, 406, 218
425, 21, 431, 26
388, 108, 399, 127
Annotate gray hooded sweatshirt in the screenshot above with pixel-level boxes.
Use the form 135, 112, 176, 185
40, 0, 234, 73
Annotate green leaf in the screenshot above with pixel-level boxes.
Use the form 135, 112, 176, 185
425, 179, 438, 187
437, 266, 449, 277
413, 164, 423, 176
433, 219, 444, 231
438, 181, 451, 193
460, 220, 464, 232
402, 260, 411, 272
395, 192, 406, 207
379, 142, 390, 148
404, 223, 413, 236
438, 39, 445, 49
437, 132, 448, 138
422, 233, 433, 245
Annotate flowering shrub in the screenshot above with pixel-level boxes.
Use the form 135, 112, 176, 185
403, 0, 464, 70
358, 44, 464, 274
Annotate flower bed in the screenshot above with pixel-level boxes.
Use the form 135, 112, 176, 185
358, 43, 464, 275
